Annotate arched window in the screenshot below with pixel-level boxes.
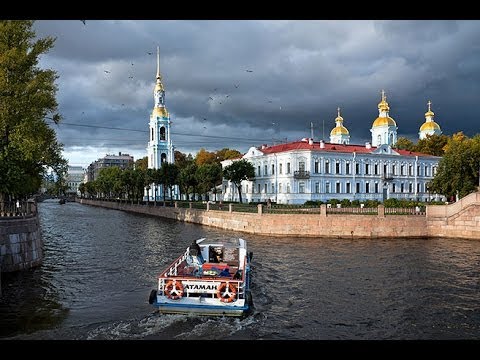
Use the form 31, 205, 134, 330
161, 153, 167, 163
160, 127, 166, 141
151, 128, 154, 141
377, 134, 381, 145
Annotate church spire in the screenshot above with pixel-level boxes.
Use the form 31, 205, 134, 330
152, 46, 168, 117
156, 46, 160, 79
154, 46, 164, 93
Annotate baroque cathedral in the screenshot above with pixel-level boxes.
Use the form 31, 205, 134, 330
222, 91, 445, 204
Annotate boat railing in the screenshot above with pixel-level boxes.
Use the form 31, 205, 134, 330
163, 250, 189, 277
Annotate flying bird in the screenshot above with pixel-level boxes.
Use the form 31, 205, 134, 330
104, 70, 110, 74
129, 76, 134, 79
147, 52, 153, 55
268, 100, 273, 103
234, 84, 239, 88
131, 63, 134, 66
208, 97, 214, 100
225, 95, 230, 98
213, 88, 218, 91
245, 69, 253, 73
80, 20, 86, 25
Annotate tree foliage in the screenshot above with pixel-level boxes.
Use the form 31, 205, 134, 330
414, 134, 449, 156
222, 159, 255, 203
395, 137, 415, 151
135, 156, 148, 171
195, 148, 217, 166
0, 20, 66, 203
216, 148, 242, 161
430, 133, 480, 199
196, 163, 222, 199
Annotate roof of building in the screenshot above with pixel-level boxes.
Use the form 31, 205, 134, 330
257, 139, 438, 158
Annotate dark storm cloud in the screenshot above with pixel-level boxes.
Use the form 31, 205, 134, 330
32, 20, 480, 166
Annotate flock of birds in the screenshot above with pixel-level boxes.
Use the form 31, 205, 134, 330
78, 19, 283, 133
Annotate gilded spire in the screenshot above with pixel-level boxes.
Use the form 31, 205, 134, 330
335, 107, 343, 122
156, 46, 160, 79
378, 89, 390, 112
425, 100, 434, 117
154, 46, 164, 93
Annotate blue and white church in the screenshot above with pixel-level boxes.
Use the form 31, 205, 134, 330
145, 47, 177, 201
222, 91, 445, 204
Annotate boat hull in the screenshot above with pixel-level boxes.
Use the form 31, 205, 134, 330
154, 302, 249, 317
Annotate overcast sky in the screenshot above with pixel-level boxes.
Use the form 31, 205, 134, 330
33, 20, 480, 168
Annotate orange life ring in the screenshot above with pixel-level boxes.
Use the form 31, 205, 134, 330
216, 282, 237, 303
164, 280, 184, 300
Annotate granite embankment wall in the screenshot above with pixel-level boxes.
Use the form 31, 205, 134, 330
78, 192, 480, 239
0, 214, 43, 273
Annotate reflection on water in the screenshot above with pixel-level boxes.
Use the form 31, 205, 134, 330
1, 200, 480, 339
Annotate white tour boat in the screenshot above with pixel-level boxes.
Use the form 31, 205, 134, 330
148, 237, 253, 317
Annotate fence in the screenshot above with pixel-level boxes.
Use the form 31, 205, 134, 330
0, 200, 37, 218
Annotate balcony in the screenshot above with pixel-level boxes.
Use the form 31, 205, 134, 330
294, 170, 310, 179
382, 173, 394, 181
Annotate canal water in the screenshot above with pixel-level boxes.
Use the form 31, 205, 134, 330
1, 199, 480, 340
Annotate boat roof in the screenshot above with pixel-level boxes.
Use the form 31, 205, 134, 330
196, 237, 246, 249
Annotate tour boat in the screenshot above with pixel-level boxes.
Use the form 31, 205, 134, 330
148, 237, 253, 317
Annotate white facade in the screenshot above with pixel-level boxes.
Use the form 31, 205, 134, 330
222, 140, 443, 204
66, 165, 85, 196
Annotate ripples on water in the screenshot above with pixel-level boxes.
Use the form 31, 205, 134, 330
1, 200, 480, 340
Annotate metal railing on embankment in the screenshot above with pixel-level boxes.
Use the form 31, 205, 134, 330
0, 200, 37, 219
78, 197, 426, 216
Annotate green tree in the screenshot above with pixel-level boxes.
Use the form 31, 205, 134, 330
413, 134, 449, 156
430, 134, 480, 199
0, 20, 66, 206
178, 161, 198, 201
196, 163, 222, 201
395, 137, 415, 151
78, 182, 86, 198
135, 156, 148, 171
174, 150, 193, 169
222, 159, 255, 203
158, 163, 179, 202
96, 166, 122, 199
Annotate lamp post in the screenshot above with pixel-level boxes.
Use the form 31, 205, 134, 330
146, 185, 151, 205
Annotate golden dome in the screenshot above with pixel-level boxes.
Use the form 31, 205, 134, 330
330, 126, 349, 136
425, 110, 434, 117
372, 116, 396, 128
152, 106, 169, 118
420, 121, 440, 132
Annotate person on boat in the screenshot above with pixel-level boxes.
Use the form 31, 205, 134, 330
210, 247, 223, 263
187, 240, 204, 267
